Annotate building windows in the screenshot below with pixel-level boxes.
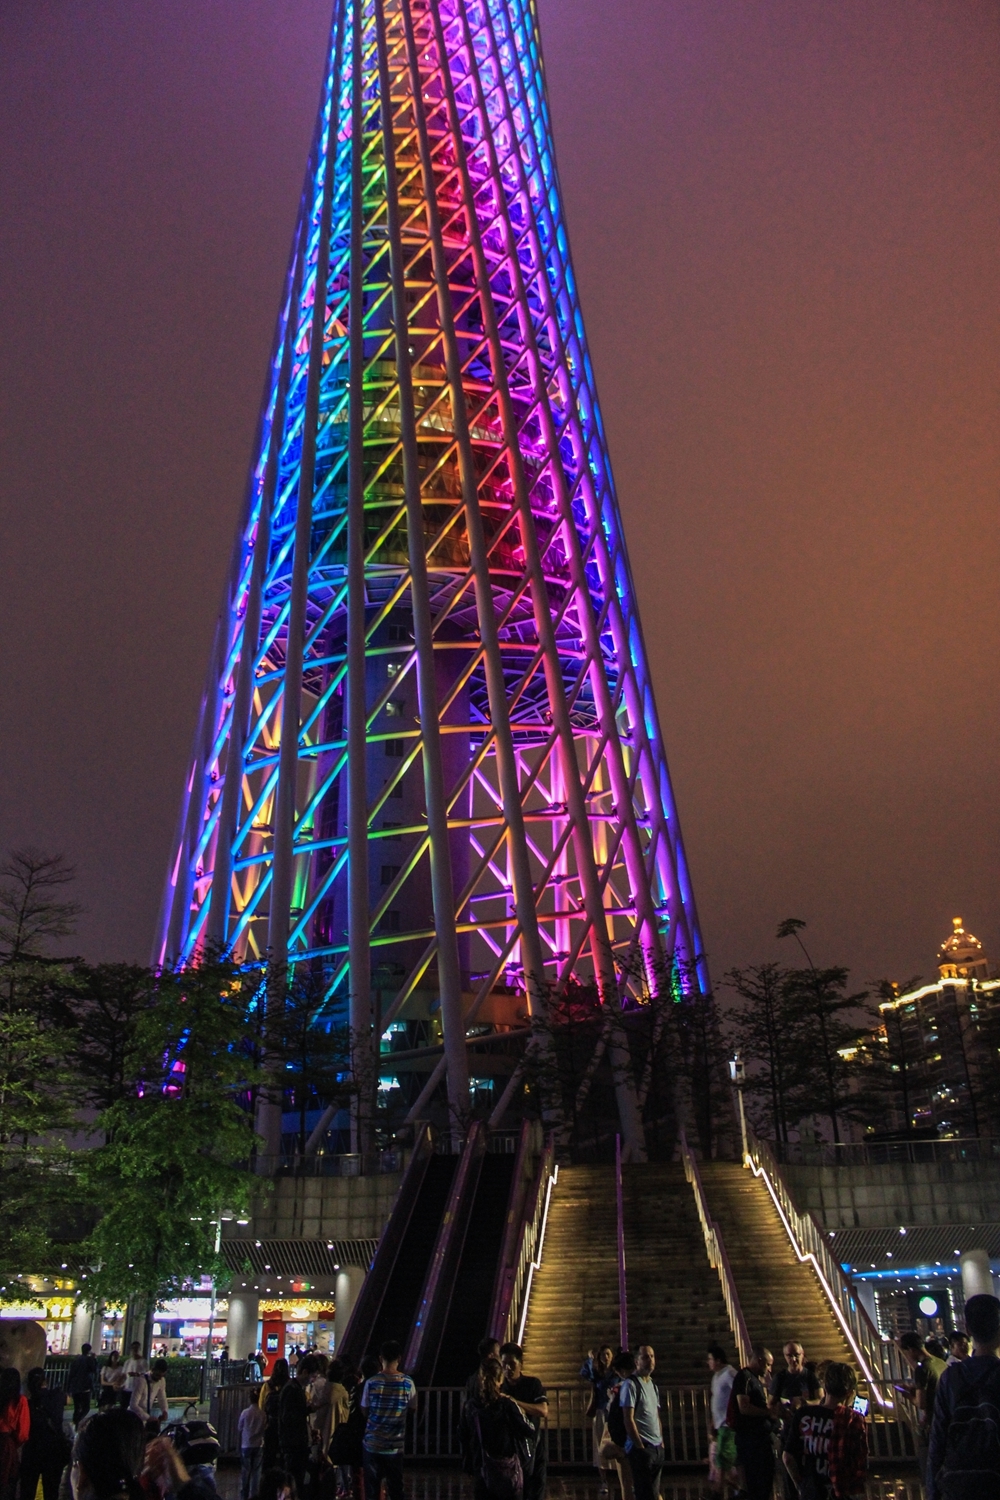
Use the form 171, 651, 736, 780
385, 739, 405, 757
379, 911, 401, 933
382, 823, 402, 841
381, 865, 401, 885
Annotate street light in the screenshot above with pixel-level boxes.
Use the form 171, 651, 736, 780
729, 1052, 748, 1163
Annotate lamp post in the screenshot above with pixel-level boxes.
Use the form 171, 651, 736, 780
199, 1215, 225, 1403
729, 1053, 748, 1164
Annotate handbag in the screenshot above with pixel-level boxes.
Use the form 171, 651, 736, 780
473, 1408, 524, 1500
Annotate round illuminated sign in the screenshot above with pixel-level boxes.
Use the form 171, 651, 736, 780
918, 1295, 939, 1317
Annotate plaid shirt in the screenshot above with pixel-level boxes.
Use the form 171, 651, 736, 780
362, 1373, 416, 1454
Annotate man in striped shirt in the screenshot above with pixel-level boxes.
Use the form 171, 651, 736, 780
361, 1340, 417, 1500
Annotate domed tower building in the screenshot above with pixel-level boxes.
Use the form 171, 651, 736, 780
879, 918, 1000, 1138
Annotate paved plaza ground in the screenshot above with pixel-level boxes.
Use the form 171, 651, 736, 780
213, 1465, 923, 1500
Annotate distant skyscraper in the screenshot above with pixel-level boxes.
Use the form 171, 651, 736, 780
879, 919, 999, 1138
156, 0, 708, 1156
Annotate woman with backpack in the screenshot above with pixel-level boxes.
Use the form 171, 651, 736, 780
461, 1357, 535, 1500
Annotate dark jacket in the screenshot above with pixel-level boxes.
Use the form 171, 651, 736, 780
278, 1379, 310, 1456
461, 1395, 534, 1474
66, 1356, 97, 1396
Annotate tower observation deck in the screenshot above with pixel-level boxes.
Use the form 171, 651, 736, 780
156, 0, 709, 1159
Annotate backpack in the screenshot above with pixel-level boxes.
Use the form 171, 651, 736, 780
472, 1408, 524, 1500
937, 1363, 1000, 1500
606, 1384, 627, 1448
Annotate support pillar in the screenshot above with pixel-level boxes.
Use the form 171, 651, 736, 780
960, 1248, 996, 1302
226, 1292, 261, 1361
334, 1267, 365, 1351
69, 1301, 101, 1356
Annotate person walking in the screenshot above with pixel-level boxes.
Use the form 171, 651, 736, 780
360, 1341, 416, 1500
122, 1345, 149, 1416
19, 1368, 72, 1500
619, 1345, 663, 1500
706, 1347, 738, 1493
461, 1356, 534, 1500
66, 1345, 99, 1427
897, 1331, 947, 1479
0, 1369, 30, 1500
782, 1362, 867, 1500
239, 1397, 267, 1500
928, 1293, 1000, 1500
99, 1354, 127, 1411
731, 1346, 777, 1500
500, 1345, 548, 1500
580, 1347, 615, 1494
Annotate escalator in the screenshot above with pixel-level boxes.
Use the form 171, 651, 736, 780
430, 1150, 517, 1383
339, 1120, 539, 1378
338, 1126, 457, 1365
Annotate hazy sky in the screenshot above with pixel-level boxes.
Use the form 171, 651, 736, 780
2, 0, 997, 987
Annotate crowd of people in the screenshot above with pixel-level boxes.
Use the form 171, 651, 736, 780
2, 1292, 1000, 1500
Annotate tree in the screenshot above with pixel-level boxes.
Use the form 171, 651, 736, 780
778, 919, 872, 1145
0, 849, 81, 1012
56, 963, 157, 1125
261, 965, 353, 1158
0, 1010, 76, 1298
723, 963, 799, 1144
82, 953, 261, 1309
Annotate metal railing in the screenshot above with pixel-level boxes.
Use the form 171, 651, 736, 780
679, 1130, 752, 1368
402, 1385, 914, 1465
253, 1148, 405, 1177
503, 1135, 557, 1346
775, 1136, 1000, 1167
743, 1123, 911, 1414
403, 1384, 710, 1465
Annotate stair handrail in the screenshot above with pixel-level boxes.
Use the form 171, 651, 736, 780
502, 1134, 557, 1346
680, 1130, 752, 1368
488, 1119, 535, 1338
742, 1122, 908, 1413
615, 1134, 628, 1352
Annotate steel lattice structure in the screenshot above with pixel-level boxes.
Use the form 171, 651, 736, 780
156, 0, 708, 1157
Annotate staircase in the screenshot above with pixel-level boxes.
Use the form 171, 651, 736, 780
624, 1163, 737, 1384
521, 1164, 620, 1385
520, 1161, 739, 1389
699, 1162, 854, 1370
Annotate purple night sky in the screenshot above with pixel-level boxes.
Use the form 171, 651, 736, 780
1, 0, 997, 986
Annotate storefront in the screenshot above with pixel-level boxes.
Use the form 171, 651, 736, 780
258, 1298, 336, 1368
151, 1297, 230, 1358
0, 1289, 77, 1353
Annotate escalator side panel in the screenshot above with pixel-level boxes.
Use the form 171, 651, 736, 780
365, 1154, 457, 1357
431, 1153, 517, 1385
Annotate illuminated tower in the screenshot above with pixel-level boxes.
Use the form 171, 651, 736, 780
156, 0, 709, 1157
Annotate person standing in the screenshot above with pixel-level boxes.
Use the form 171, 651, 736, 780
360, 1341, 416, 1500
732, 1346, 777, 1500
260, 1360, 290, 1474
466, 1340, 501, 1402
122, 1344, 149, 1416
500, 1344, 548, 1500
461, 1356, 534, 1500
19, 1368, 71, 1500
580, 1347, 615, 1493
897, 1331, 947, 1479
238, 1397, 267, 1500
782, 1362, 867, 1500
0, 1369, 30, 1500
945, 1333, 970, 1368
619, 1345, 663, 1500
772, 1343, 819, 1500
99, 1353, 127, 1411
278, 1361, 311, 1498
928, 1293, 1000, 1500
66, 1345, 98, 1427
706, 1347, 738, 1493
